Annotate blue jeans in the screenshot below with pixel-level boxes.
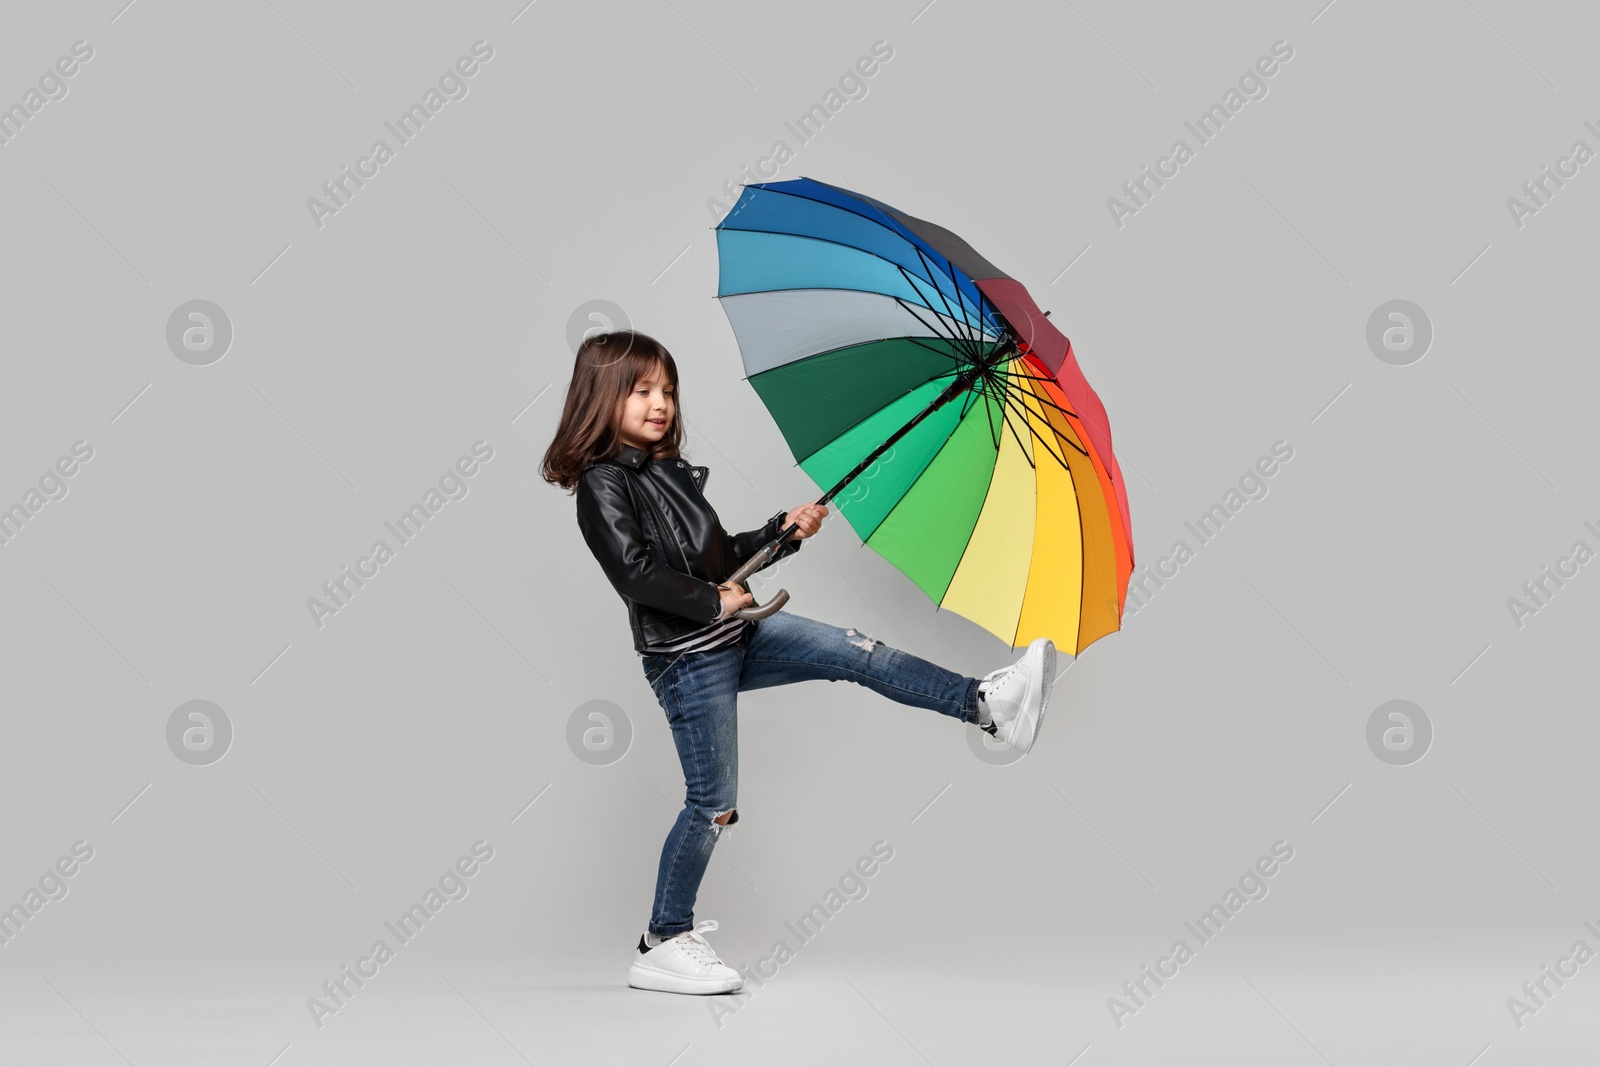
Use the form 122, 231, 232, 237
639, 609, 982, 937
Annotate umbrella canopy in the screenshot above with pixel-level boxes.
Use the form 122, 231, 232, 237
714, 178, 1133, 655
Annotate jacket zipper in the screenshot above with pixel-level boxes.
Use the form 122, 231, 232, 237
686, 466, 723, 528
629, 466, 692, 574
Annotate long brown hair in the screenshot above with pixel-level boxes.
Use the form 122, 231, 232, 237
541, 330, 685, 491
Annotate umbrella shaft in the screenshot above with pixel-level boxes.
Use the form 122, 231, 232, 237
766, 341, 1014, 547
814, 371, 971, 509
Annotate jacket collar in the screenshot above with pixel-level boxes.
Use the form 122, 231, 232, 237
611, 443, 652, 470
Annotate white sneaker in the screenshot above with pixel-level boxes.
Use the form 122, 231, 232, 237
628, 919, 743, 995
977, 637, 1057, 755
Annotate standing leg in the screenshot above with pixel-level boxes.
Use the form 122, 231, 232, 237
641, 646, 744, 939
739, 610, 983, 723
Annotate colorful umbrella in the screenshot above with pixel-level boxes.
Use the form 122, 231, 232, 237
713, 178, 1133, 656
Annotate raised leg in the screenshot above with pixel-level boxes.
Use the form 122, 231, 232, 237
738, 610, 981, 723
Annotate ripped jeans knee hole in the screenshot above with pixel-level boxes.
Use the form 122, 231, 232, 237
845, 628, 879, 653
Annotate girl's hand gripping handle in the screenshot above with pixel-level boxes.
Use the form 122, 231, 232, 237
725, 523, 798, 620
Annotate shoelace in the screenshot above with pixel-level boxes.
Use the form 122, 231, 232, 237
981, 666, 1017, 707
989, 657, 1024, 686
979, 663, 1027, 735
669, 919, 725, 968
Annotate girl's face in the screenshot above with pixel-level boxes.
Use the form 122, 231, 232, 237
616, 362, 675, 450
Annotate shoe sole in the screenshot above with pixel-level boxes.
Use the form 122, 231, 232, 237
628, 962, 743, 995
1032, 638, 1057, 753
1011, 638, 1056, 756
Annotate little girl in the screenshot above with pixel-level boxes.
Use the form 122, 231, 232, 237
541, 330, 1057, 996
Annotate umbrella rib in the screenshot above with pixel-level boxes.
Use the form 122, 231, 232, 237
852, 398, 972, 543
1009, 374, 1088, 448
892, 299, 986, 375
991, 376, 1045, 471
726, 184, 986, 316
1008, 385, 1089, 461
995, 365, 1083, 420
900, 335, 972, 366
998, 398, 1036, 470
1022, 388, 1088, 430
954, 250, 1002, 339
983, 377, 1003, 453
993, 362, 1072, 391
752, 181, 992, 339
929, 246, 990, 358
717, 210, 996, 362
892, 294, 961, 348
1001, 384, 1079, 469
902, 256, 976, 361
911, 246, 972, 348
894, 287, 980, 371
790, 367, 963, 468
717, 182, 1001, 350
718, 223, 986, 347
978, 288, 1004, 338
938, 247, 986, 344
996, 384, 1038, 472
958, 381, 984, 419
986, 334, 1016, 371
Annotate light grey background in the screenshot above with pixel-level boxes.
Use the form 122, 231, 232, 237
2, 0, 1596, 1063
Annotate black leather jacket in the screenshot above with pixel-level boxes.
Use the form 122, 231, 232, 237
575, 443, 801, 653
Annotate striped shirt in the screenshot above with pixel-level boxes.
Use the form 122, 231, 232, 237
638, 601, 749, 656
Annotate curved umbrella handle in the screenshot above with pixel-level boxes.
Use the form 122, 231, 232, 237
723, 526, 799, 621
733, 588, 788, 620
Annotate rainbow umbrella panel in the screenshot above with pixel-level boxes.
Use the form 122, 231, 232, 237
714, 178, 1134, 655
